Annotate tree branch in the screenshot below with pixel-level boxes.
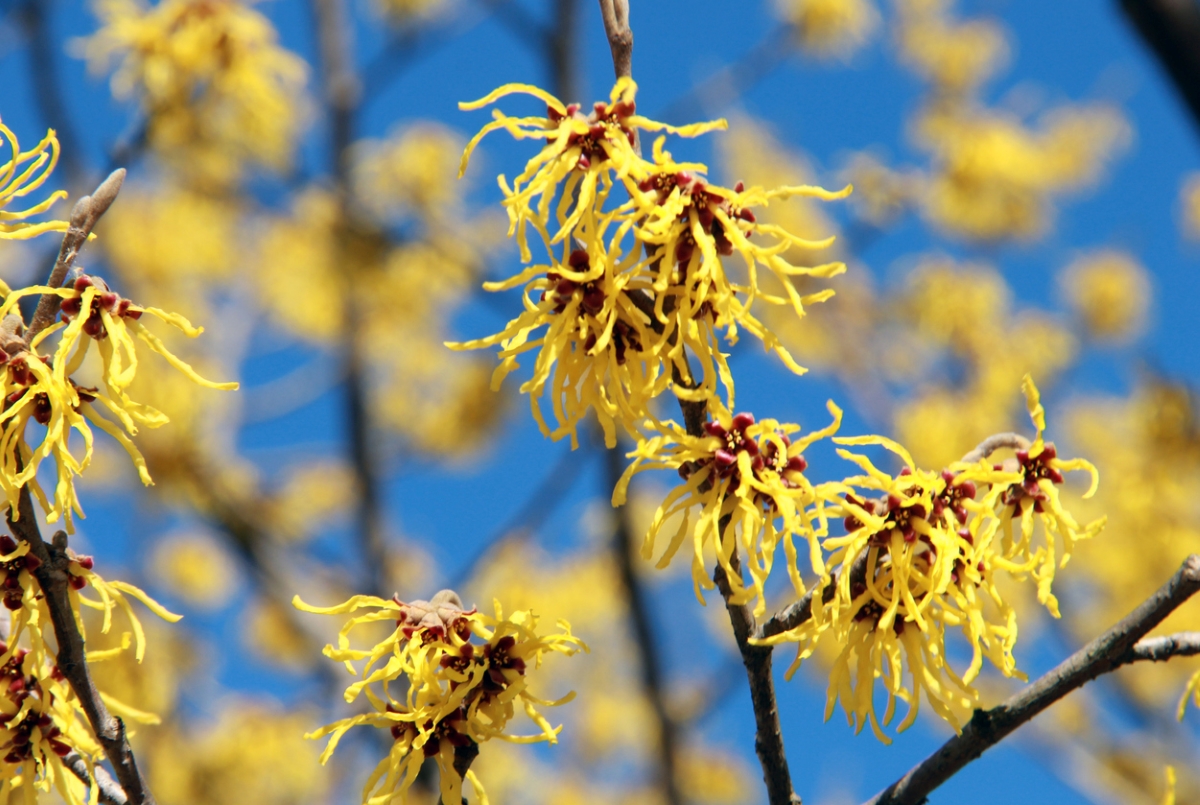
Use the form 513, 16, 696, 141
596, 0, 632, 80
864, 553, 1200, 805
64, 752, 129, 805
1119, 0, 1200, 136
713, 550, 801, 805
6, 489, 156, 805
959, 432, 1031, 465
27, 168, 126, 343
310, 0, 390, 600
606, 442, 683, 805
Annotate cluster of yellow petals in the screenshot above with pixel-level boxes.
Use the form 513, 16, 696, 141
0, 275, 236, 530
750, 375, 1104, 741
0, 123, 68, 241
453, 79, 849, 446
80, 0, 308, 182
614, 401, 842, 615
294, 590, 585, 805
0, 539, 178, 803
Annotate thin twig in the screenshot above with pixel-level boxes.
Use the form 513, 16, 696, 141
658, 25, 792, 124
712, 550, 801, 805
6, 490, 156, 804
606, 442, 683, 805
64, 752, 129, 805
1119, 0, 1200, 138
310, 0, 391, 600
596, 0, 632, 80
864, 553, 1200, 805
19, 0, 86, 186
959, 432, 1031, 464
27, 169, 126, 342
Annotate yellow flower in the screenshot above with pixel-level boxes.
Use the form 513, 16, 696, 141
294, 589, 585, 805
896, 0, 1010, 95
458, 79, 724, 261
994, 375, 1105, 616
1179, 670, 1200, 721
0, 122, 68, 241
0, 274, 237, 529
629, 139, 850, 386
615, 403, 842, 616
1180, 173, 1200, 239
449, 223, 667, 449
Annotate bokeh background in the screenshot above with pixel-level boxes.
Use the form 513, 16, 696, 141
0, 0, 1198, 802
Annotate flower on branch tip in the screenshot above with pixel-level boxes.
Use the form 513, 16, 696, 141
614, 402, 842, 617
294, 589, 586, 805
755, 375, 1105, 741
457, 78, 725, 260
0, 121, 68, 241
0, 274, 238, 530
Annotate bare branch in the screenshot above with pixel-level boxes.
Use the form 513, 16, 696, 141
713, 551, 801, 805
959, 432, 1031, 464
606, 442, 683, 805
1119, 0, 1200, 138
1129, 630, 1200, 662
864, 553, 1200, 805
27, 168, 126, 342
756, 552, 869, 641
310, 0, 390, 599
64, 752, 129, 805
596, 0, 632, 80
435, 740, 480, 805
6, 489, 157, 805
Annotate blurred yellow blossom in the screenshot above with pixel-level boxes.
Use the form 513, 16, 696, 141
147, 702, 329, 805
1180, 173, 1200, 239
1059, 250, 1151, 341
913, 102, 1130, 241
269, 460, 354, 541
151, 530, 238, 608
896, 0, 1010, 95
376, 0, 447, 23
80, 0, 308, 183
353, 122, 466, 222
775, 0, 879, 60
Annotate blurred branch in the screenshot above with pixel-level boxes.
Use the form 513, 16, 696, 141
65, 752, 128, 805
865, 553, 1200, 805
1119, 0, 1200, 136
19, 0, 86, 186
479, 0, 550, 50
453, 443, 593, 587
549, 0, 579, 101
311, 0, 391, 599
6, 490, 156, 805
658, 26, 792, 124
606, 443, 683, 805
27, 169, 126, 342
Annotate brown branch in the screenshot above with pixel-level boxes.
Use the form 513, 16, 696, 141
756, 551, 869, 641
1119, 0, 1200, 137
6, 489, 156, 805
606, 442, 683, 805
864, 553, 1200, 805
310, 0, 390, 599
435, 740, 480, 805
27, 168, 126, 343
64, 752, 129, 805
596, 0, 632, 80
713, 550, 801, 805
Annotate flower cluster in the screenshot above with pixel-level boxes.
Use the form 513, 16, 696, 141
295, 589, 585, 805
0, 272, 237, 529
614, 402, 842, 616
0, 537, 178, 803
452, 80, 849, 447
755, 375, 1104, 740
